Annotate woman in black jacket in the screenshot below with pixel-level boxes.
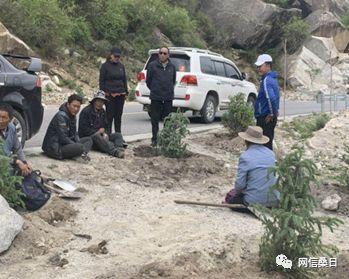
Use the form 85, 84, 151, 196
99, 47, 128, 135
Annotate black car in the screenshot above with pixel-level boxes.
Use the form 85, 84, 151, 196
0, 54, 44, 146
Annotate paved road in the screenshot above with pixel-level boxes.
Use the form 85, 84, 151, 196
25, 100, 348, 148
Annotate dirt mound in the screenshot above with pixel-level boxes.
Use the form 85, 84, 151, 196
193, 132, 245, 154
133, 145, 160, 158
131, 153, 226, 188
36, 196, 77, 225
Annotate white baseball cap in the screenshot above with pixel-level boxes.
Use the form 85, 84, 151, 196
255, 54, 273, 67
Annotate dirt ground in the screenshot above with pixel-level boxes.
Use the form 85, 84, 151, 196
1, 113, 349, 279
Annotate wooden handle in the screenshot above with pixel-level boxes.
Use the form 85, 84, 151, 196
174, 200, 247, 209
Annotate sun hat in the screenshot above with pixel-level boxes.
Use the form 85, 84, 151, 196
238, 126, 269, 144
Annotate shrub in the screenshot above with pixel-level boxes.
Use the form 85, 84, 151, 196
283, 16, 310, 54
341, 12, 349, 30
291, 113, 330, 139
221, 93, 254, 136
69, 17, 93, 46
158, 110, 190, 158
256, 148, 343, 278
0, 141, 24, 208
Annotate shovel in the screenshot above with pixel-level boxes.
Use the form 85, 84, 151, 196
174, 200, 263, 220
41, 175, 81, 199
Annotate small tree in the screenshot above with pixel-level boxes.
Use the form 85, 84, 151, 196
0, 141, 24, 208
221, 93, 254, 136
256, 148, 343, 278
157, 110, 190, 158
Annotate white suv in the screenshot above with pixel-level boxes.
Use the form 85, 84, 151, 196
135, 47, 258, 123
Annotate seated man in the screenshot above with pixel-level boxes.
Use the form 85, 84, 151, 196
78, 90, 125, 158
225, 126, 280, 207
42, 94, 93, 161
0, 104, 30, 175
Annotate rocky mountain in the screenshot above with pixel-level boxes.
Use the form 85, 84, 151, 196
1, 0, 349, 101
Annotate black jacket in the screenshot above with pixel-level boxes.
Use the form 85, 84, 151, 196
78, 104, 108, 138
99, 60, 128, 94
146, 59, 176, 101
42, 103, 79, 158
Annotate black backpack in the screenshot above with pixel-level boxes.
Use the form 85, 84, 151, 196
16, 170, 51, 211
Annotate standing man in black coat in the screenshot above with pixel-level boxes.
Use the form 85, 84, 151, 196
78, 90, 125, 158
99, 47, 128, 137
42, 94, 93, 161
146, 46, 176, 146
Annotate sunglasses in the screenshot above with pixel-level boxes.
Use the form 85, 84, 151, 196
159, 52, 168, 55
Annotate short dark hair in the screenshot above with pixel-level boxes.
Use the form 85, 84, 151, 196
0, 103, 13, 119
265, 62, 273, 69
159, 46, 170, 54
68, 94, 83, 104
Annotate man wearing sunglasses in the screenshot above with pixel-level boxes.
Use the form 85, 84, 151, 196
146, 46, 176, 147
254, 54, 280, 151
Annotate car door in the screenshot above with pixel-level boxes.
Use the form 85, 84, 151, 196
224, 63, 246, 97
212, 60, 231, 105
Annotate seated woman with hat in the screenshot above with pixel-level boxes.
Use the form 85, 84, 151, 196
78, 90, 125, 158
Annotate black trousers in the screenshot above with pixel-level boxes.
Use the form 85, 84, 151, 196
106, 95, 125, 134
150, 100, 173, 142
60, 137, 93, 159
91, 132, 124, 155
256, 116, 277, 150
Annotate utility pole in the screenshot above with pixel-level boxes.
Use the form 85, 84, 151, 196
283, 39, 287, 121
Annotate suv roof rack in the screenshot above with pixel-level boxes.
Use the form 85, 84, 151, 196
149, 47, 223, 57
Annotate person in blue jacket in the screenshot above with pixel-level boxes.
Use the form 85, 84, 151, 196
254, 54, 280, 150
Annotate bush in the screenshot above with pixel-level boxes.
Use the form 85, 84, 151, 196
283, 16, 310, 54
341, 12, 349, 29
289, 113, 330, 139
256, 148, 342, 278
0, 141, 24, 208
158, 110, 190, 158
69, 17, 93, 46
221, 93, 254, 136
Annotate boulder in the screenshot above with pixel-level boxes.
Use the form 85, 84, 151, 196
300, 0, 349, 17
305, 10, 349, 52
152, 27, 173, 47
0, 21, 34, 56
52, 75, 60, 86
0, 195, 24, 253
304, 36, 339, 61
321, 194, 342, 211
287, 46, 345, 96
200, 0, 300, 49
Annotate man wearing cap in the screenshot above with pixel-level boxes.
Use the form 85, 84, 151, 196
146, 46, 176, 147
99, 47, 128, 137
254, 54, 280, 150
225, 126, 280, 207
78, 90, 125, 158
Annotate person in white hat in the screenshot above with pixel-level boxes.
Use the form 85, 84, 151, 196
254, 54, 280, 150
78, 90, 125, 158
225, 126, 280, 207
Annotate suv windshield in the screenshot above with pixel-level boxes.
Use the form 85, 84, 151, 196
145, 53, 190, 72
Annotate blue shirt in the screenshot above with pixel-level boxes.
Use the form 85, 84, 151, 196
234, 144, 279, 206
1, 122, 26, 162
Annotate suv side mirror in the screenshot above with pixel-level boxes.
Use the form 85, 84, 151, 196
241, 72, 246, 80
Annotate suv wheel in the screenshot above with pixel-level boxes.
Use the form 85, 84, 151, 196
201, 95, 217, 123
12, 110, 27, 147
247, 95, 256, 108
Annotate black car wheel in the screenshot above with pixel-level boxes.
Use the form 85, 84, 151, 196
247, 95, 256, 108
12, 110, 27, 147
201, 95, 217, 123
